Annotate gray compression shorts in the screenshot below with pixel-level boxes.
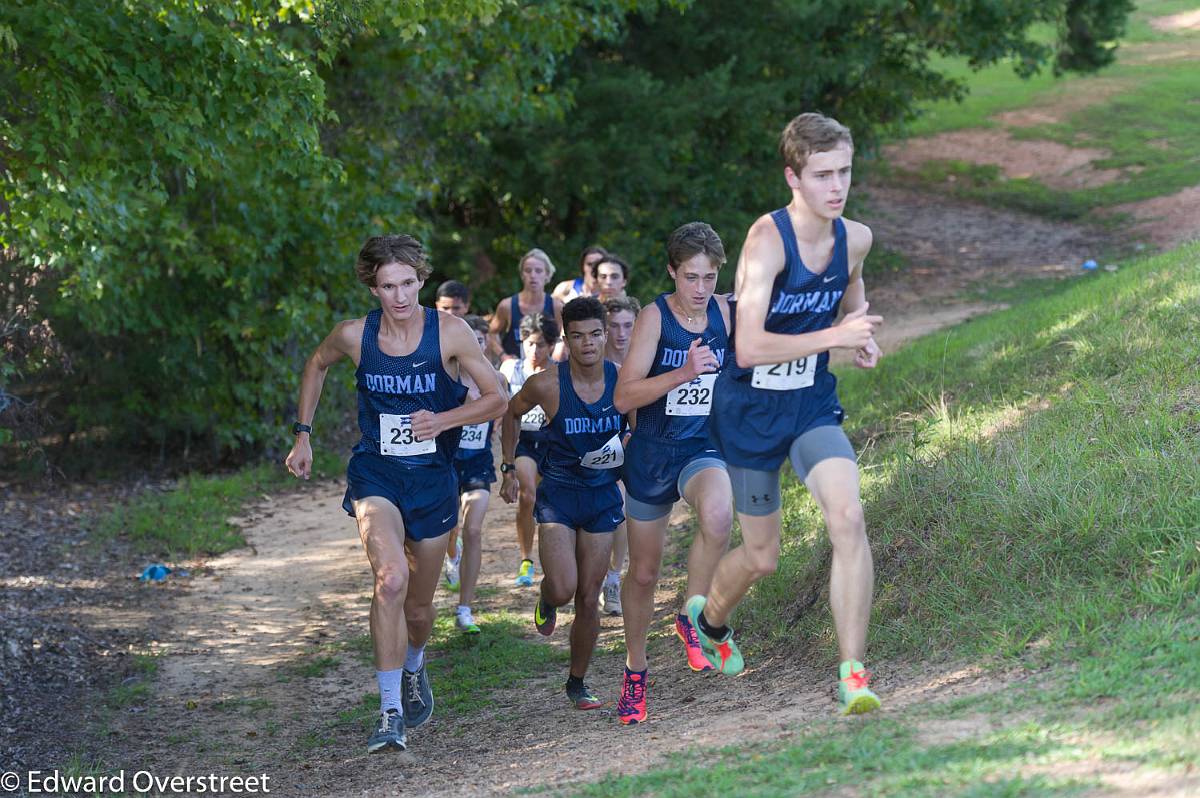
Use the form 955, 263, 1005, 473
727, 424, 857, 516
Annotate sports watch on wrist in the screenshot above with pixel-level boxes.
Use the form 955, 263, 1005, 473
292, 422, 312, 435
500, 462, 515, 474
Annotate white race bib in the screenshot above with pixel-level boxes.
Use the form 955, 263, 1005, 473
751, 355, 817, 391
458, 423, 488, 451
521, 406, 547, 432
665, 374, 717, 416
579, 433, 624, 470
379, 413, 437, 456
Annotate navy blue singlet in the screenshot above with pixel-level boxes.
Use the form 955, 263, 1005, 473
455, 418, 494, 462
632, 294, 728, 442
540, 361, 625, 488
503, 293, 555, 357
353, 308, 468, 469
725, 210, 849, 391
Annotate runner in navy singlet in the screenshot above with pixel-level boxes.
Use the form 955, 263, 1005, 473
284, 235, 506, 753
500, 297, 626, 711
445, 314, 507, 635
611, 222, 736, 724
695, 114, 885, 716
553, 245, 607, 303
489, 248, 563, 361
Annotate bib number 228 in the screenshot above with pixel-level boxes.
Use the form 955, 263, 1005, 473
379, 414, 436, 456
751, 355, 817, 391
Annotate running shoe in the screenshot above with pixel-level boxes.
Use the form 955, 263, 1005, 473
600, 577, 623, 616
838, 660, 881, 716
674, 611, 715, 672
367, 709, 406, 753
443, 556, 460, 592
684, 595, 744, 676
402, 664, 434, 728
534, 597, 557, 636
566, 680, 603, 710
616, 668, 648, 725
455, 608, 480, 635
515, 558, 535, 587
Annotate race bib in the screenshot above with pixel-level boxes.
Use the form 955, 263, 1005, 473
665, 374, 717, 416
379, 413, 436, 457
459, 423, 488, 451
579, 433, 624, 470
520, 406, 547, 432
751, 355, 818, 391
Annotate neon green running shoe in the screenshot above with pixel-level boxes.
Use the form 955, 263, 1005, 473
684, 595, 744, 675
838, 660, 881, 716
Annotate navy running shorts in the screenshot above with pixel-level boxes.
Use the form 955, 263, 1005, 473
342, 452, 459, 540
534, 480, 624, 533
623, 434, 726, 515
454, 451, 496, 493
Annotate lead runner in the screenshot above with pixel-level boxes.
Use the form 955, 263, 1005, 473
695, 112, 886, 715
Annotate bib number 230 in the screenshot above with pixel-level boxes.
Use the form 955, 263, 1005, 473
379, 414, 436, 456
580, 434, 624, 470
751, 355, 817, 391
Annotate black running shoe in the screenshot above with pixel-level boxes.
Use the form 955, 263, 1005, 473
534, 598, 557, 636
402, 665, 434, 728
367, 709, 406, 753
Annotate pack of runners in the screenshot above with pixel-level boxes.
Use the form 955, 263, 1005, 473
284, 112, 885, 753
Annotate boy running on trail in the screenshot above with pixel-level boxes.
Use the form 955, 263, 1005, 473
489, 248, 563, 363
698, 112, 885, 715
498, 313, 560, 587
501, 297, 627, 710
445, 314, 508, 633
598, 294, 641, 617
284, 235, 506, 752
611, 222, 734, 724
553, 245, 608, 303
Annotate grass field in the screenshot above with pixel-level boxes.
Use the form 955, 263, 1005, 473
893, 0, 1200, 221
564, 242, 1200, 796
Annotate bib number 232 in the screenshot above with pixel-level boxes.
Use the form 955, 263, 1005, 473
580, 434, 624, 470
751, 355, 817, 391
379, 414, 436, 456
665, 373, 716, 416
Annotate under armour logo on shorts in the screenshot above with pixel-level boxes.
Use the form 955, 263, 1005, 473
751, 494, 772, 505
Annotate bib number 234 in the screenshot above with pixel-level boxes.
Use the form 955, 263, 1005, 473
379, 414, 436, 456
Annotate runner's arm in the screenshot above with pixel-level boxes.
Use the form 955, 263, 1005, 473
500, 370, 554, 471
488, 299, 510, 361
613, 303, 716, 414
412, 317, 507, 442
837, 221, 874, 316
285, 319, 359, 479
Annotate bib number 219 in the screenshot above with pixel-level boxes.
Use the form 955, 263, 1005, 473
751, 355, 817, 391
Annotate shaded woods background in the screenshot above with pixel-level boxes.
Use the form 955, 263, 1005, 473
0, 0, 1132, 467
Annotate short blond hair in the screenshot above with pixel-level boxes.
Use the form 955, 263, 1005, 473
520, 248, 556, 280
779, 112, 853, 175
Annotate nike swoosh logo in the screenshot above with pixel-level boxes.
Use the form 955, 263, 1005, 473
823, 274, 837, 283
442, 514, 454, 524
601, 405, 613, 412
413, 361, 427, 368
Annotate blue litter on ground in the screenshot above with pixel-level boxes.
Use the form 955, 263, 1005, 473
139, 563, 172, 581
1082, 259, 1098, 270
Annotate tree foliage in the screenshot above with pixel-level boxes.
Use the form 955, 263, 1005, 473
0, 0, 1133, 466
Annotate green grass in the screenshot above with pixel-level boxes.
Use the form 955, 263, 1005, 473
95, 450, 343, 557
562, 242, 1200, 798
893, 0, 1200, 223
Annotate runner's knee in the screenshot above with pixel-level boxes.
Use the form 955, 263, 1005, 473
628, 556, 660, 589
461, 525, 482, 546
543, 576, 576, 607
745, 538, 780, 578
518, 484, 536, 507
695, 501, 733, 546
374, 567, 408, 603
827, 501, 866, 540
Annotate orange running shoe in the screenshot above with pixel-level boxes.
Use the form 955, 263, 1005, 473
617, 668, 648, 725
675, 612, 715, 672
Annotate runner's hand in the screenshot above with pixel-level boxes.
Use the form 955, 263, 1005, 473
855, 337, 882, 369
410, 409, 442, 441
501, 473, 518, 504
683, 337, 719, 380
833, 303, 882, 350
285, 439, 313, 480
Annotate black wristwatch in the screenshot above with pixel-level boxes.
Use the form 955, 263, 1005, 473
292, 422, 312, 435
500, 462, 515, 474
